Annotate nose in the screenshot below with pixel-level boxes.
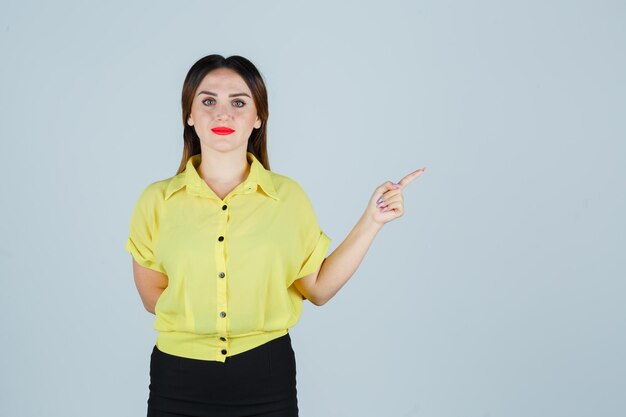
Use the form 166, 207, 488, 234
214, 102, 234, 121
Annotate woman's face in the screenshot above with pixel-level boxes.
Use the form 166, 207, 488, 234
187, 67, 261, 154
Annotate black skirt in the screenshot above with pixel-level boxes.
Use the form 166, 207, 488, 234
147, 333, 299, 417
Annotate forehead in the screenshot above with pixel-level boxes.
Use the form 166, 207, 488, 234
196, 67, 251, 94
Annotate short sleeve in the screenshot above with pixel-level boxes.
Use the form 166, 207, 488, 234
293, 229, 331, 283
124, 184, 166, 274
287, 183, 331, 288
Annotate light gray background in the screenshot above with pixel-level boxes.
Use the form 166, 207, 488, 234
1, 1, 624, 416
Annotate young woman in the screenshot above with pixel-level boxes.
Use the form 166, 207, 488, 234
125, 54, 425, 417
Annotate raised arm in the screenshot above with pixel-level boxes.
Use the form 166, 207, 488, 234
293, 168, 426, 306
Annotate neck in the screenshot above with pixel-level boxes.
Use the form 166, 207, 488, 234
197, 149, 251, 185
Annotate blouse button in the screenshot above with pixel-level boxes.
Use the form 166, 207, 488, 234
221, 349, 227, 355
220, 311, 226, 318
222, 204, 227, 210
218, 272, 225, 278
218, 236, 224, 242
220, 337, 227, 342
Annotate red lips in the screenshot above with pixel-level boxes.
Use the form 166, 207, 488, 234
211, 127, 235, 135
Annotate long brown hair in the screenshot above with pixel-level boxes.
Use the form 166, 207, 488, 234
176, 54, 270, 174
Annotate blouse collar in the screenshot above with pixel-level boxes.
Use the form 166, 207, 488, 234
164, 152, 279, 201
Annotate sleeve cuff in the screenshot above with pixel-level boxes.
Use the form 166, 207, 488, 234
125, 238, 167, 274
288, 231, 331, 288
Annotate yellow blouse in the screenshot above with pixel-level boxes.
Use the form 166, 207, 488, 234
125, 152, 331, 362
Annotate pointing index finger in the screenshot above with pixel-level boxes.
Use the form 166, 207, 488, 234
398, 167, 426, 187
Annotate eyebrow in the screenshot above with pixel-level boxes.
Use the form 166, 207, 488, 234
196, 90, 251, 98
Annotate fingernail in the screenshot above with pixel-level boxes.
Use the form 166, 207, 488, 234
393, 183, 402, 188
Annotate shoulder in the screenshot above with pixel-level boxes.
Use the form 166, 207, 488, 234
266, 171, 319, 219
132, 175, 177, 206
267, 171, 311, 202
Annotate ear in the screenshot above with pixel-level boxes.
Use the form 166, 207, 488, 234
187, 115, 194, 127
254, 116, 262, 129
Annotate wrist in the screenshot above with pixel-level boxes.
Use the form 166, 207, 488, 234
359, 213, 384, 234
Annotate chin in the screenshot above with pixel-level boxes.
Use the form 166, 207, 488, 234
201, 140, 247, 153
